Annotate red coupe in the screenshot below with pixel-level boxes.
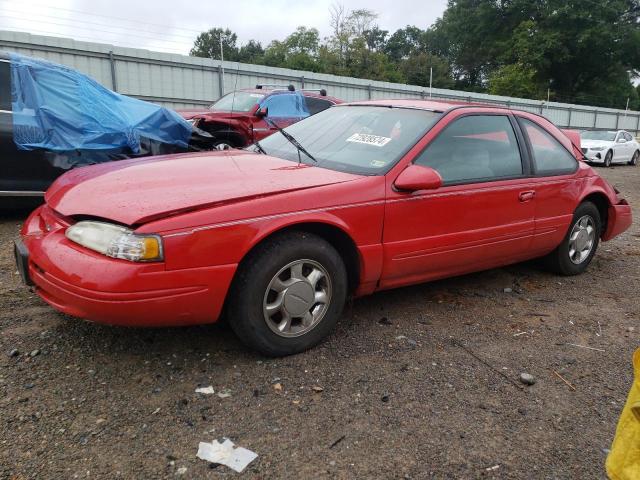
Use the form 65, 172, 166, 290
16, 99, 632, 356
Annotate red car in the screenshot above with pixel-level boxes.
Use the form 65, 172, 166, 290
16, 99, 632, 356
179, 85, 342, 150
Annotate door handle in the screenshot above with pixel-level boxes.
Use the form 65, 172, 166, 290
519, 191, 535, 202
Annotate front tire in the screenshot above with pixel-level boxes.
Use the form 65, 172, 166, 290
211, 140, 235, 150
629, 150, 639, 166
226, 231, 348, 356
604, 150, 613, 167
544, 201, 601, 276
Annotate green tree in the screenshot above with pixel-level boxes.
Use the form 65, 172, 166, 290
263, 27, 321, 71
384, 26, 427, 61
488, 63, 542, 98
429, 0, 640, 106
401, 53, 454, 89
190, 28, 239, 61
238, 40, 264, 64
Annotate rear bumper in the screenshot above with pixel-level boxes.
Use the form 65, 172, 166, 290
603, 201, 633, 241
20, 205, 237, 327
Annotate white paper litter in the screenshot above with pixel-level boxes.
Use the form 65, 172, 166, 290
197, 439, 258, 473
195, 386, 215, 395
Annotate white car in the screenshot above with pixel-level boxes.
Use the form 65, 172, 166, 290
580, 130, 639, 167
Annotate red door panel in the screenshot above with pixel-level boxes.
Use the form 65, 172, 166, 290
380, 178, 536, 290
529, 176, 583, 254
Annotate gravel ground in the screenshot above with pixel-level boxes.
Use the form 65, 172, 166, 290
1, 166, 639, 479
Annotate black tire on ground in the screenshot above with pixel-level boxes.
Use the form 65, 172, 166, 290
226, 231, 348, 356
604, 150, 613, 167
543, 201, 601, 276
629, 150, 639, 166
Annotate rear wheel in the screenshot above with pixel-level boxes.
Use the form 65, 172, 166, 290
226, 231, 348, 356
629, 150, 639, 166
544, 201, 601, 276
604, 150, 613, 167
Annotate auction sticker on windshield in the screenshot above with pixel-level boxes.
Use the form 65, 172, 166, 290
346, 133, 391, 147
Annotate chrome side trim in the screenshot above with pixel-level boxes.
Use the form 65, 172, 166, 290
0, 109, 12, 114
163, 199, 386, 238
0, 59, 9, 63
162, 178, 571, 238
0, 190, 45, 197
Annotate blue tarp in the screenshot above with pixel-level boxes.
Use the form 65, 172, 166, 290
259, 91, 309, 118
9, 53, 192, 155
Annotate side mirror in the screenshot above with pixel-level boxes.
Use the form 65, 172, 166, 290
394, 165, 443, 192
617, 138, 627, 143
255, 106, 268, 118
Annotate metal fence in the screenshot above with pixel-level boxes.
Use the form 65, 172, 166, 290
2, 30, 640, 135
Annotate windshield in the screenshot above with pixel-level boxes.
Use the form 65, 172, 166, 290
580, 130, 616, 141
253, 105, 442, 175
210, 91, 265, 112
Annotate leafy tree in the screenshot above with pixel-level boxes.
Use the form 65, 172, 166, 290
264, 27, 321, 71
488, 63, 543, 98
238, 40, 264, 64
402, 53, 454, 89
190, 28, 239, 61
363, 26, 388, 52
188, 2, 640, 110
429, 0, 640, 105
385, 26, 427, 61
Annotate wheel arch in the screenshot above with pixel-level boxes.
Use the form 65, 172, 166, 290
235, 220, 362, 294
580, 191, 610, 236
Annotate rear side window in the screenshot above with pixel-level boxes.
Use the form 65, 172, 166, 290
414, 115, 523, 184
519, 118, 577, 175
304, 96, 333, 115
262, 93, 309, 118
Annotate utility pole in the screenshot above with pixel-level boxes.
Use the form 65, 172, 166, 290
624, 97, 630, 119
429, 67, 433, 99
220, 37, 225, 96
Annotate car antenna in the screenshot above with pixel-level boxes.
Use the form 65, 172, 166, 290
229, 61, 240, 117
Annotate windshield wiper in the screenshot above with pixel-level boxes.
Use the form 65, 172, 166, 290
253, 140, 267, 155
264, 118, 317, 163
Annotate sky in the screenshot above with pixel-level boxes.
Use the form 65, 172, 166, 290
0, 0, 449, 55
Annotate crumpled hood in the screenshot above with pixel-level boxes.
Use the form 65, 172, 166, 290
46, 151, 361, 225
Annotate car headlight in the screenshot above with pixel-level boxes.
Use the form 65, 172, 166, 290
65, 221, 163, 262
590, 146, 605, 151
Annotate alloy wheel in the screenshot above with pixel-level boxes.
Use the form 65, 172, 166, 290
568, 215, 596, 264
262, 259, 332, 338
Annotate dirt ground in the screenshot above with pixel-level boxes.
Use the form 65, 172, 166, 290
1, 165, 638, 480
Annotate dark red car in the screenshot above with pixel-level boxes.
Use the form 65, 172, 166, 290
16, 99, 632, 356
179, 85, 342, 150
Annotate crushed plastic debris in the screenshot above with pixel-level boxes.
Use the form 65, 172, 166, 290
196, 439, 258, 473
217, 389, 232, 399
195, 386, 215, 395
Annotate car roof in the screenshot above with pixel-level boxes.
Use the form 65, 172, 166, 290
238, 88, 341, 103
340, 98, 507, 113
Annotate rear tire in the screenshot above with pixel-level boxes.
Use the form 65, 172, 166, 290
629, 150, 639, 166
544, 201, 601, 276
226, 231, 348, 356
604, 150, 613, 167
